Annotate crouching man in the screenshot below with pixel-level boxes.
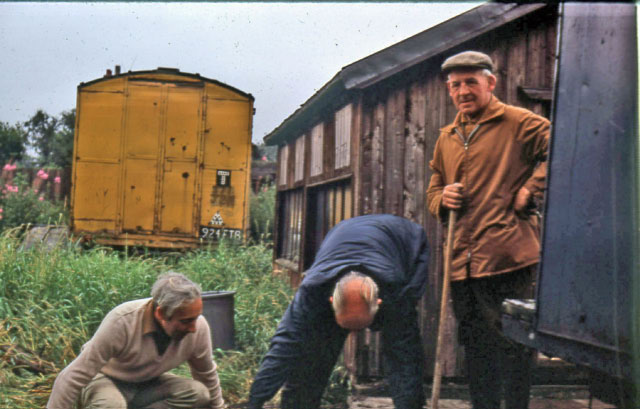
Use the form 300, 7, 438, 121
47, 272, 224, 409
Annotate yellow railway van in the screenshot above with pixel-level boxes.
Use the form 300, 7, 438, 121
70, 67, 254, 248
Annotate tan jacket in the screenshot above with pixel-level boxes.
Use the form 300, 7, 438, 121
427, 96, 550, 281
47, 298, 224, 409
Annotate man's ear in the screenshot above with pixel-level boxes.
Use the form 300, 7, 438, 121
487, 74, 497, 92
154, 305, 168, 322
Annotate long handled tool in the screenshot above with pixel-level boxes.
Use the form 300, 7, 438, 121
430, 209, 457, 409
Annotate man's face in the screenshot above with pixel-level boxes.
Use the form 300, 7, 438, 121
447, 69, 496, 118
155, 297, 203, 340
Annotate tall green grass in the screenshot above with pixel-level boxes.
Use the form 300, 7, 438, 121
0, 233, 294, 408
249, 184, 276, 243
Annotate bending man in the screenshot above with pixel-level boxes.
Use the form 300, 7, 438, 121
248, 214, 429, 409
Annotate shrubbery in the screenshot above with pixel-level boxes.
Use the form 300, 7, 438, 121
249, 183, 275, 243
0, 165, 67, 232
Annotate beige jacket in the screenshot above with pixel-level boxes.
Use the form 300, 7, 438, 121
47, 298, 224, 409
427, 96, 550, 281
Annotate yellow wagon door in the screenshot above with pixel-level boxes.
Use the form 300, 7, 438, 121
122, 82, 162, 233
159, 84, 202, 235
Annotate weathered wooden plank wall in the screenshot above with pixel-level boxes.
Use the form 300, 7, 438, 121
384, 88, 405, 216
371, 103, 385, 214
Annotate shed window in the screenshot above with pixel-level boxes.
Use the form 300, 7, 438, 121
279, 145, 289, 186
277, 188, 304, 263
310, 123, 324, 177
334, 104, 352, 169
303, 179, 352, 270
294, 135, 305, 182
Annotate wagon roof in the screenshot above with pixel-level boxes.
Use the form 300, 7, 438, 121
78, 67, 254, 100
264, 2, 546, 146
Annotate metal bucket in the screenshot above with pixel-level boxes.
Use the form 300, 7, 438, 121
201, 291, 236, 350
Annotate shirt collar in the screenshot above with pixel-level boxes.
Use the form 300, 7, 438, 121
142, 299, 161, 335
442, 95, 505, 134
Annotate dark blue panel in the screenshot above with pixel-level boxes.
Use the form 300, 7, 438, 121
536, 3, 637, 376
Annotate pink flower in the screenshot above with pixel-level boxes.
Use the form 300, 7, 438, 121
54, 176, 61, 184
262, 155, 267, 161
37, 170, 49, 180
3, 163, 16, 171
5, 184, 18, 193
33, 189, 38, 194
0, 208, 3, 213
38, 196, 44, 201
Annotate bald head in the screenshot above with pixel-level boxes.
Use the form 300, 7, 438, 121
330, 272, 381, 331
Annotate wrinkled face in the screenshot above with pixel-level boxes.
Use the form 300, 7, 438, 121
447, 70, 496, 118
155, 297, 202, 340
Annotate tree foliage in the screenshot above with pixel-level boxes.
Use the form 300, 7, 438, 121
24, 109, 75, 168
0, 122, 27, 165
252, 143, 277, 162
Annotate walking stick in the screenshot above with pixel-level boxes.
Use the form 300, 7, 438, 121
430, 209, 457, 409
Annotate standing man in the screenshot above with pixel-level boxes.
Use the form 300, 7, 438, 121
426, 51, 549, 409
47, 272, 225, 409
248, 214, 429, 409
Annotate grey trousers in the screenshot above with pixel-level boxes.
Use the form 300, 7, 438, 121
79, 373, 210, 409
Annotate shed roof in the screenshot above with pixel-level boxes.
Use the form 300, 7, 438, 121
264, 2, 546, 146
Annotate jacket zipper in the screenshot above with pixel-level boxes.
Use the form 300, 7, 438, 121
454, 124, 480, 149
454, 124, 481, 267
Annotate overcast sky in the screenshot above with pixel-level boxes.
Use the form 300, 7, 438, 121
1, 2, 480, 143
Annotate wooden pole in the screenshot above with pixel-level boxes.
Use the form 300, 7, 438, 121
430, 209, 457, 409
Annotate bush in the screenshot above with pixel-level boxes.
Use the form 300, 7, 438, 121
249, 184, 275, 243
0, 168, 67, 232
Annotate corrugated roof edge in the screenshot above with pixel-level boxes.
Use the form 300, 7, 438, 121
264, 2, 546, 146
77, 67, 254, 101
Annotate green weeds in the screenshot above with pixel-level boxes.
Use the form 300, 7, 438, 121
249, 184, 275, 243
0, 223, 350, 408
0, 235, 295, 408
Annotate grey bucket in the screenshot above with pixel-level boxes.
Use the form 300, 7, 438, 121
201, 291, 236, 350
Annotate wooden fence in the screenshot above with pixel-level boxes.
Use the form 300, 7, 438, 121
0, 167, 71, 203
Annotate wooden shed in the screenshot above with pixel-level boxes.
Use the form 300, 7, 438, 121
264, 3, 558, 380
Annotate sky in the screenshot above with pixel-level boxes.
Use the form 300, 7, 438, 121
0, 2, 481, 143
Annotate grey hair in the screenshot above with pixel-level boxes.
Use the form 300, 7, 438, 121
151, 272, 202, 318
447, 68, 493, 82
331, 271, 379, 316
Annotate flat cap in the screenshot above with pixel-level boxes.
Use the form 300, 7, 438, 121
441, 51, 494, 74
